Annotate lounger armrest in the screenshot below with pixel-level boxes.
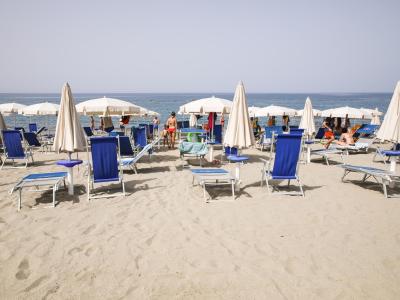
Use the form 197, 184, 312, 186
260, 158, 272, 175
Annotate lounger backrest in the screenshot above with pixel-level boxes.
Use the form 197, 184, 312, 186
28, 123, 37, 132
224, 146, 238, 156
290, 128, 304, 135
2, 130, 25, 158
104, 126, 114, 133
23, 132, 41, 147
36, 127, 46, 135
394, 143, 400, 151
118, 136, 134, 156
272, 125, 283, 135
90, 137, 119, 182
314, 127, 325, 139
132, 127, 147, 148
272, 134, 302, 178
83, 127, 94, 137
264, 127, 274, 139
109, 131, 125, 137
14, 127, 25, 133
213, 125, 222, 144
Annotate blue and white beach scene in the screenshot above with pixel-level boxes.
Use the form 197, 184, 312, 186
1, 1, 400, 299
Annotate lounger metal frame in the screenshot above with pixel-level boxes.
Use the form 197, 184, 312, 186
191, 169, 235, 202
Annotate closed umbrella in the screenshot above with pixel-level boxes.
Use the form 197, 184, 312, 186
376, 81, 400, 141
53, 83, 86, 195
189, 114, 197, 127
76, 97, 141, 116
297, 108, 321, 117
299, 97, 316, 164
255, 105, 297, 117
178, 96, 232, 114
224, 82, 254, 189
0, 112, 7, 142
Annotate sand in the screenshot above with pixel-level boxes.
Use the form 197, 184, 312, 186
0, 143, 400, 299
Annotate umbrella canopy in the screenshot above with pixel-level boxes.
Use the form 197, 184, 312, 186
361, 107, 383, 116
0, 102, 26, 115
178, 96, 232, 114
377, 81, 400, 141
391, 113, 400, 143
20, 102, 59, 115
299, 97, 316, 136
76, 97, 141, 116
370, 114, 381, 125
297, 108, 322, 117
254, 105, 297, 117
223, 82, 255, 149
248, 106, 261, 117
136, 106, 160, 117
321, 106, 371, 119
53, 83, 86, 153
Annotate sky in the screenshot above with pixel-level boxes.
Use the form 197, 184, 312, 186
0, 0, 399, 93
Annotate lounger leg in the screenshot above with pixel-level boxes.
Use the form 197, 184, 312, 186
341, 170, 349, 182
122, 180, 126, 196
297, 178, 304, 197
382, 181, 388, 198
325, 156, 330, 166
260, 170, 265, 187
287, 180, 290, 187
53, 185, 56, 208
18, 189, 22, 211
266, 178, 271, 194
1, 158, 5, 170
362, 174, 368, 182
202, 182, 207, 201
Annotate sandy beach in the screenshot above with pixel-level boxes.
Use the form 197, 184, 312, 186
0, 143, 399, 299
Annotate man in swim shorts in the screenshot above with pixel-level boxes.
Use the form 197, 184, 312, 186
166, 111, 177, 149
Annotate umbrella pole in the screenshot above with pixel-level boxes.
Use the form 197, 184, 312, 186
67, 152, 74, 196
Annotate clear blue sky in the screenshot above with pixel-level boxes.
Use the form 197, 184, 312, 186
0, 0, 399, 93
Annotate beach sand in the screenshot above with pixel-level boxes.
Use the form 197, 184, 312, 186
1, 143, 400, 299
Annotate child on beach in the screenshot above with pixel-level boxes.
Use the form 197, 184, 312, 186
161, 124, 169, 147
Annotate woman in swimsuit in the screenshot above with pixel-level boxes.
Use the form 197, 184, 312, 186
166, 111, 177, 149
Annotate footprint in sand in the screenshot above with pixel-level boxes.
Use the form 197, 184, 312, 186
15, 258, 30, 280
83, 224, 96, 235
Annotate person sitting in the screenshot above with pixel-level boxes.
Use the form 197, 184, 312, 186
325, 127, 355, 149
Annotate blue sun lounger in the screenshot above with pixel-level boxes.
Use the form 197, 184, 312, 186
87, 136, 125, 201
10, 172, 67, 211
1, 130, 34, 169
191, 168, 236, 201
260, 134, 304, 196
120, 142, 153, 174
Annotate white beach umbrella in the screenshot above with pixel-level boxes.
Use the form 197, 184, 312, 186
299, 97, 316, 136
224, 82, 255, 149
53, 83, 87, 195
377, 81, 400, 141
254, 105, 297, 117
321, 106, 371, 119
76, 97, 141, 116
20, 102, 59, 116
248, 106, 261, 117
136, 107, 159, 117
178, 96, 233, 114
361, 107, 383, 117
0, 102, 26, 114
297, 108, 322, 117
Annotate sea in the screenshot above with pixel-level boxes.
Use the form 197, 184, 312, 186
0, 93, 392, 130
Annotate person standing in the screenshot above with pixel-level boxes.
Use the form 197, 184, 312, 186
153, 116, 160, 137
166, 111, 177, 149
90, 116, 95, 131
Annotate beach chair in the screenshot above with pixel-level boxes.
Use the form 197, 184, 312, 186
36, 126, 47, 136
83, 126, 94, 137
191, 168, 236, 201
354, 124, 379, 138
10, 172, 67, 211
212, 124, 222, 144
120, 143, 153, 173
28, 123, 38, 133
23, 132, 49, 153
87, 136, 125, 201
179, 141, 208, 166
335, 137, 375, 154
310, 147, 344, 165
109, 131, 125, 137
1, 130, 34, 169
260, 134, 304, 196
257, 126, 275, 151
132, 126, 147, 149
14, 127, 25, 133
314, 127, 325, 140
339, 164, 400, 198
290, 128, 304, 135
373, 143, 400, 164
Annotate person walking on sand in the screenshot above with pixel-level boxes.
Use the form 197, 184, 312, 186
166, 111, 177, 149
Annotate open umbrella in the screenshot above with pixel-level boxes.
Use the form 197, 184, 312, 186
376, 81, 400, 142
21, 102, 59, 116
53, 83, 86, 195
178, 96, 232, 114
255, 105, 297, 117
248, 106, 261, 117
0, 102, 26, 127
76, 97, 141, 116
321, 106, 371, 119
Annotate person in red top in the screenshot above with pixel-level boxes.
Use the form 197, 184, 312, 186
166, 112, 177, 149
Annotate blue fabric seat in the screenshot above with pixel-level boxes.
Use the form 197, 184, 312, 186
83, 126, 94, 137
213, 124, 222, 144
314, 127, 325, 140
132, 126, 147, 148
28, 123, 38, 133
87, 136, 125, 200
1, 130, 34, 169
260, 134, 304, 196
290, 128, 304, 135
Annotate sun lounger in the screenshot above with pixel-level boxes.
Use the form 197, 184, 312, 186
179, 141, 208, 166
23, 131, 49, 153
373, 143, 400, 164
260, 134, 304, 196
10, 172, 67, 211
191, 168, 235, 201
339, 164, 400, 198
335, 137, 375, 153
310, 147, 344, 165
120, 143, 153, 173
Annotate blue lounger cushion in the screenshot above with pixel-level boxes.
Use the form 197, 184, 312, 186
23, 172, 67, 180
191, 169, 228, 174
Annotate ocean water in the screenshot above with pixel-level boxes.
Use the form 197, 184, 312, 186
0, 93, 392, 130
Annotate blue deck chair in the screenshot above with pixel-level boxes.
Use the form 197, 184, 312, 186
272, 125, 283, 135
23, 132, 48, 152
36, 126, 47, 136
132, 126, 147, 149
289, 125, 299, 129
1, 130, 34, 169
258, 126, 275, 151
83, 127, 94, 137
314, 127, 325, 140
213, 125, 222, 144
120, 143, 153, 174
87, 136, 125, 201
104, 126, 114, 133
119, 136, 135, 157
290, 128, 304, 135
374, 142, 400, 164
109, 131, 125, 137
354, 124, 379, 138
10, 172, 67, 210
183, 120, 190, 128
260, 134, 304, 196
28, 123, 38, 133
